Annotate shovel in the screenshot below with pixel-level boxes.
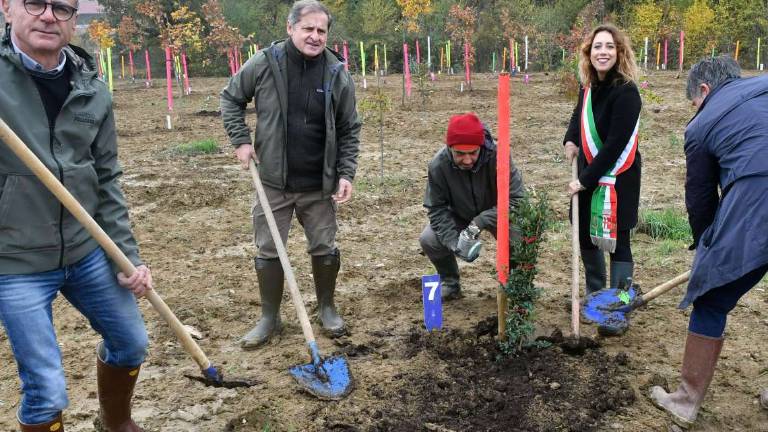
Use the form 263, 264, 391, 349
0, 118, 256, 388
583, 271, 691, 329
562, 159, 596, 354
569, 159, 581, 339
248, 160, 354, 400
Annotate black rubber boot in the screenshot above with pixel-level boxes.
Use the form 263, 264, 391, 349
610, 261, 634, 289
430, 254, 462, 300
581, 248, 606, 295
240, 258, 284, 349
312, 251, 347, 338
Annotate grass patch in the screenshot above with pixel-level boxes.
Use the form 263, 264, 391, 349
636, 209, 692, 242
171, 138, 219, 156
668, 133, 682, 148
355, 174, 420, 193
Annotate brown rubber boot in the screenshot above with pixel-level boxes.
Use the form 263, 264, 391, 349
760, 388, 768, 410
312, 252, 347, 337
97, 350, 143, 432
19, 413, 64, 432
649, 332, 724, 428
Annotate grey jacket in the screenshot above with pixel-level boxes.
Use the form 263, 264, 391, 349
0, 41, 141, 274
220, 40, 361, 196
424, 130, 525, 249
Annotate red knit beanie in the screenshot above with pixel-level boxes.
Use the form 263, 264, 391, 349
445, 113, 484, 151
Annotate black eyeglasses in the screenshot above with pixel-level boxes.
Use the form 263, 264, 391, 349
23, 0, 78, 21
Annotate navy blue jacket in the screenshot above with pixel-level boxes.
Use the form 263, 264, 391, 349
681, 74, 768, 308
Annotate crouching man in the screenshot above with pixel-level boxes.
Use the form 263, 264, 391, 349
420, 113, 524, 300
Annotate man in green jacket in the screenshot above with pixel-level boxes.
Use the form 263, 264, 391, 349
420, 113, 524, 300
221, 0, 361, 349
0, 0, 151, 430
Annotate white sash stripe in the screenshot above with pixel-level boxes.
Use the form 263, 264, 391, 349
609, 120, 640, 175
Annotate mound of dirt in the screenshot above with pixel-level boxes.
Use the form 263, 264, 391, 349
326, 325, 635, 432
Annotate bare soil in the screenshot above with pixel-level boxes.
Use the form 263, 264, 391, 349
1, 70, 767, 432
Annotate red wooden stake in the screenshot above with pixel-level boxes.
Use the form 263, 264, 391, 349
165, 45, 173, 112
679, 31, 685, 72
144, 49, 152, 85
182, 51, 190, 95
416, 39, 421, 64
464, 41, 471, 87
128, 50, 135, 80
343, 41, 349, 71
496, 73, 510, 285
404, 43, 411, 97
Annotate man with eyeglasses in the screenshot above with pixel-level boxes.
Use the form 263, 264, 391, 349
420, 113, 524, 300
0, 0, 151, 430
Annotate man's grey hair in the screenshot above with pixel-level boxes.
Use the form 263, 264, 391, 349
686, 56, 741, 100
287, 0, 332, 30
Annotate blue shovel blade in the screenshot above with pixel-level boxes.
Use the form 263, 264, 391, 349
289, 355, 354, 400
582, 286, 638, 333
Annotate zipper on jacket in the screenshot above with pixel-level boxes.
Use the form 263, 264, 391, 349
49, 126, 65, 268
303, 59, 310, 124
468, 172, 479, 215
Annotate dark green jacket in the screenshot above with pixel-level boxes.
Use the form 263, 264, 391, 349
0, 40, 141, 274
220, 40, 361, 196
424, 130, 525, 249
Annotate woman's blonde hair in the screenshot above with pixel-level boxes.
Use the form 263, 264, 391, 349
578, 24, 638, 87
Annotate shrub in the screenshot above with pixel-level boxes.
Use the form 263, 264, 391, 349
500, 189, 553, 354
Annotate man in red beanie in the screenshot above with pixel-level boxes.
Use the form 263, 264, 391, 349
420, 113, 524, 300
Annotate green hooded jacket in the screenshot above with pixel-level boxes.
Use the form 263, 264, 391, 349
220, 40, 361, 196
0, 40, 141, 274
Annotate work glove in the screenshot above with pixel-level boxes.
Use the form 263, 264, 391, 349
455, 223, 482, 262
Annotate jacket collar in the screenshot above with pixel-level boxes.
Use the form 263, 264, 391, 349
687, 78, 738, 126
1, 33, 93, 76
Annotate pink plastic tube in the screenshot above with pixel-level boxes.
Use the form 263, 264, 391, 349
165, 45, 173, 112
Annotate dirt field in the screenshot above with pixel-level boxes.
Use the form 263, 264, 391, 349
0, 69, 767, 432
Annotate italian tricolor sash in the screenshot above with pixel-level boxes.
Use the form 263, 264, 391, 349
580, 87, 639, 253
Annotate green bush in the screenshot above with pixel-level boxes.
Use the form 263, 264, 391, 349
500, 189, 553, 354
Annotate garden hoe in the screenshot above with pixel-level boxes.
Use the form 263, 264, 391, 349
582, 270, 691, 336
248, 160, 354, 400
563, 159, 596, 355
0, 118, 257, 389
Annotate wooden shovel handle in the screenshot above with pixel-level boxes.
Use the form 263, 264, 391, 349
640, 270, 690, 305
0, 117, 212, 371
571, 159, 580, 337
249, 160, 317, 346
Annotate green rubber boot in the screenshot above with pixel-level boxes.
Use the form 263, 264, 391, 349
240, 258, 284, 349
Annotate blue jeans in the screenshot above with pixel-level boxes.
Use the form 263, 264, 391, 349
689, 263, 768, 338
0, 247, 148, 425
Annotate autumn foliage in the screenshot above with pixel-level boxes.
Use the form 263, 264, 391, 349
87, 20, 115, 49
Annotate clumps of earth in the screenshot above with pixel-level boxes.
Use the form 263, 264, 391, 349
316, 322, 636, 432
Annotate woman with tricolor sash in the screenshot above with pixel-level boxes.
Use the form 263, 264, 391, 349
563, 24, 641, 296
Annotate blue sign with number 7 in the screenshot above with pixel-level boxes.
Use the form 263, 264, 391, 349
422, 274, 443, 331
